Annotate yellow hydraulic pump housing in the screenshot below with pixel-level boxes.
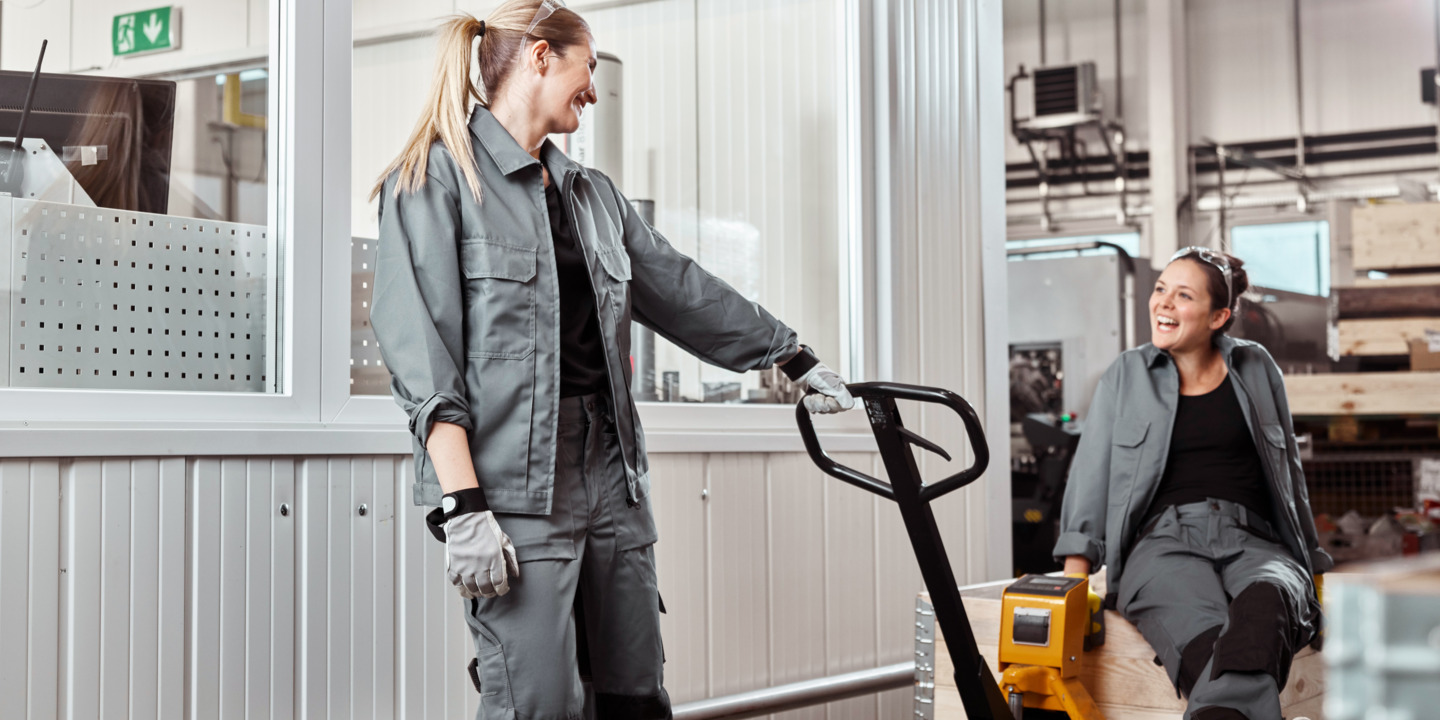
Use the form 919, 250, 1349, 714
998, 574, 1104, 719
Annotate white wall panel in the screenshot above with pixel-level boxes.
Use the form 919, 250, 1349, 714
64, 460, 103, 720
355, 0, 456, 36
0, 461, 33, 712
707, 453, 772, 697
1302, 0, 1438, 135
649, 452, 710, 703
0, 448, 926, 718
766, 454, 827, 720
1, 1, 73, 72
1187, 0, 1297, 143
69, 0, 254, 74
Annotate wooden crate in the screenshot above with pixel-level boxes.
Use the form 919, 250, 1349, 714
1352, 203, 1440, 271
1335, 317, 1440, 356
926, 571, 1326, 719
1285, 371, 1440, 416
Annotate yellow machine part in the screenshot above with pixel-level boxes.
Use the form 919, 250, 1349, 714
1001, 665, 1104, 719
999, 575, 1088, 678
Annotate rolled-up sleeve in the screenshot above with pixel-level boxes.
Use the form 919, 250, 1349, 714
370, 171, 473, 447
1053, 371, 1118, 569
607, 178, 799, 373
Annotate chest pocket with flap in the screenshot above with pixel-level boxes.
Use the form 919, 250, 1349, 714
461, 240, 537, 359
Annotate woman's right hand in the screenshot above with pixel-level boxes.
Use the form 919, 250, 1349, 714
1063, 555, 1092, 577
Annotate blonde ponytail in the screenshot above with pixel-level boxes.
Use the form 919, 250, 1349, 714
370, 2, 592, 204
370, 15, 487, 203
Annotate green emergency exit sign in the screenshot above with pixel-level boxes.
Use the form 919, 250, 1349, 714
113, 6, 179, 57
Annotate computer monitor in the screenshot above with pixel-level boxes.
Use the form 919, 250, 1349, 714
0, 71, 176, 214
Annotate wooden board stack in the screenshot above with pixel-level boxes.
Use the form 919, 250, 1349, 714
1286, 203, 1440, 417
924, 570, 1326, 719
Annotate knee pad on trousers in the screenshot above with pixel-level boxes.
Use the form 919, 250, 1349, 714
595, 690, 672, 720
1190, 706, 1250, 720
1211, 582, 1298, 688
1178, 625, 1224, 697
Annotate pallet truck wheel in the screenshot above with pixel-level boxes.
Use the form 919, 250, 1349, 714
1009, 691, 1024, 719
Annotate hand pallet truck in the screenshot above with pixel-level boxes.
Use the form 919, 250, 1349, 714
797, 382, 1103, 720
796, 381, 1015, 719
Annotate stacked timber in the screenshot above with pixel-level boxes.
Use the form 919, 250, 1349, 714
1286, 203, 1440, 417
924, 570, 1326, 719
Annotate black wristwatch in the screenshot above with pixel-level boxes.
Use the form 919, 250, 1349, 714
781, 345, 820, 382
424, 487, 490, 543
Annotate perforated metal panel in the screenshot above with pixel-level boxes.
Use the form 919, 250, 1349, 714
350, 236, 388, 395
6, 199, 270, 391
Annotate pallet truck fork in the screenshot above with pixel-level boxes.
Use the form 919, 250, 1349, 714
797, 382, 1103, 720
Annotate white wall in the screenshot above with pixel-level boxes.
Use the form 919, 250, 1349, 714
1003, 0, 1440, 159
1, 0, 269, 74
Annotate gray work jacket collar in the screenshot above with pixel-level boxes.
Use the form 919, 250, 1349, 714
1141, 334, 1241, 369
468, 105, 584, 182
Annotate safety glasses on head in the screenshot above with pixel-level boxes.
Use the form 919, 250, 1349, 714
526, 0, 567, 36
1169, 245, 1233, 305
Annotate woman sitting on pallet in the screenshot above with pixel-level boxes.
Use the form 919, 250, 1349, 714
1055, 247, 1333, 720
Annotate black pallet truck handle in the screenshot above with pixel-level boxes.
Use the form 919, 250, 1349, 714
796, 380, 1012, 720
795, 381, 990, 502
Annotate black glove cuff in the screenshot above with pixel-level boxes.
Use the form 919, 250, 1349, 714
780, 345, 820, 382
424, 487, 491, 544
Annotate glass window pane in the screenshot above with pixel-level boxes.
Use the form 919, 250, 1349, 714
351, 0, 855, 403
1231, 221, 1330, 296
1, 5, 277, 393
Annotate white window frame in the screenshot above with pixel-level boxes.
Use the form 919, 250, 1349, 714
0, 0, 323, 433
322, 0, 877, 454
0, 0, 879, 456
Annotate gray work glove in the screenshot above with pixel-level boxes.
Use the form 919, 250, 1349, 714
444, 510, 520, 599
798, 362, 856, 414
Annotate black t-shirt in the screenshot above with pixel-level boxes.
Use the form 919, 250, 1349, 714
1144, 374, 1273, 524
545, 181, 609, 398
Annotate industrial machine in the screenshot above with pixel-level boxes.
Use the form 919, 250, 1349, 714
1007, 244, 1153, 575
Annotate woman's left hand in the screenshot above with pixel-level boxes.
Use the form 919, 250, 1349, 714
798, 363, 855, 414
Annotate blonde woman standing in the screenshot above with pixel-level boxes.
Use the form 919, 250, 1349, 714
369, 2, 854, 718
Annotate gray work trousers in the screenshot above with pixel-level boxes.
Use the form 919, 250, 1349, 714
463, 394, 670, 720
1118, 499, 1317, 720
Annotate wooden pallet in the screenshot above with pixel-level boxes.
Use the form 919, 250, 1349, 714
1352, 203, 1440, 271
1285, 371, 1440, 417
926, 571, 1326, 719
1284, 276, 1440, 416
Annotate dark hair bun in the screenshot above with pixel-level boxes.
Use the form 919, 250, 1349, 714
1216, 251, 1246, 333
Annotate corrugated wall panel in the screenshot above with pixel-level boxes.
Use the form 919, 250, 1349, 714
65, 460, 103, 720
130, 460, 162, 720
707, 453, 772, 698
649, 452, 710, 704
0, 460, 32, 711
766, 453, 827, 720
1, 449, 925, 718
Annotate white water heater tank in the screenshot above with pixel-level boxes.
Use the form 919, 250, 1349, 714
562, 51, 623, 190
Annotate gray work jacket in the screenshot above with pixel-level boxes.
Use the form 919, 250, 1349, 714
371, 106, 799, 514
1053, 335, 1335, 598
